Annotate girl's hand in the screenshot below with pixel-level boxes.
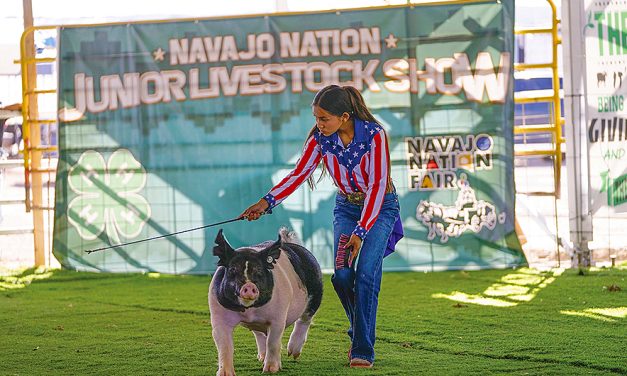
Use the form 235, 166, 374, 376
240, 199, 270, 221
346, 234, 363, 266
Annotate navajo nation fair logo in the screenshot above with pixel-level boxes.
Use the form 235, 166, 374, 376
406, 133, 505, 243
405, 133, 494, 191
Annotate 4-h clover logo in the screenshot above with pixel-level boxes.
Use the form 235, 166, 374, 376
68, 149, 151, 245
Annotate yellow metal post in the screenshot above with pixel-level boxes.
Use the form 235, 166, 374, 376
548, 0, 563, 199
512, 0, 563, 262
21, 0, 45, 266
513, 0, 563, 197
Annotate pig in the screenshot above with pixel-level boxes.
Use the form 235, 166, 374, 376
209, 227, 323, 375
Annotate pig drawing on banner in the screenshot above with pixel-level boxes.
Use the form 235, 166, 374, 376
209, 228, 323, 375
416, 174, 505, 243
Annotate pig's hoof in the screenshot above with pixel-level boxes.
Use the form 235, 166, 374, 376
257, 352, 266, 362
287, 348, 301, 360
262, 361, 281, 373
287, 322, 309, 360
287, 339, 305, 359
216, 367, 236, 376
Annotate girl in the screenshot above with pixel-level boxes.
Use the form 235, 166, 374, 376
241, 85, 403, 368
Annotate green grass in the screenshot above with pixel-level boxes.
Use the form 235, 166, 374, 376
1, 267, 625, 375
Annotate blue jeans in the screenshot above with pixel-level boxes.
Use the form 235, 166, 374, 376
331, 192, 400, 363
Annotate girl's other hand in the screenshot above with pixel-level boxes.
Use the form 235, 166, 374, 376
346, 234, 363, 266
240, 199, 270, 221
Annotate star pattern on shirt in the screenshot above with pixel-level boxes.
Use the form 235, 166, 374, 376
269, 123, 389, 242
317, 121, 383, 175
353, 225, 367, 239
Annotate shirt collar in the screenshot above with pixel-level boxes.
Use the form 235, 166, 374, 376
321, 117, 368, 147
353, 117, 369, 143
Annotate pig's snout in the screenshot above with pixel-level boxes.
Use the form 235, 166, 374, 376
239, 282, 259, 305
240, 282, 259, 299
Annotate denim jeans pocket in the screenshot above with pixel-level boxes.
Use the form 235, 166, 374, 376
381, 194, 400, 212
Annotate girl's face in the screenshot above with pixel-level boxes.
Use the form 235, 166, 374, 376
312, 105, 349, 136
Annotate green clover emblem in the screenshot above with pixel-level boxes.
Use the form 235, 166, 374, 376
68, 149, 151, 244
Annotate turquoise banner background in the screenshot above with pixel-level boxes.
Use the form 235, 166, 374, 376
54, 1, 525, 274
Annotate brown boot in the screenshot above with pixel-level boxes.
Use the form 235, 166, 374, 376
350, 358, 373, 368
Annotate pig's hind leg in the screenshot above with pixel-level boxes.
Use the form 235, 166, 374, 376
287, 314, 313, 360
252, 330, 267, 362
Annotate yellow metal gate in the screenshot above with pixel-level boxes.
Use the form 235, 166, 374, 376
19, 25, 58, 266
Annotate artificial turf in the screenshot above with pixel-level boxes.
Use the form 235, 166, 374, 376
0, 267, 625, 375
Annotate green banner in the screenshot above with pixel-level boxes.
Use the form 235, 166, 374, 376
54, 1, 525, 274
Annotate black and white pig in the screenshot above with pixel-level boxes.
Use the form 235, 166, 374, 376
209, 228, 323, 375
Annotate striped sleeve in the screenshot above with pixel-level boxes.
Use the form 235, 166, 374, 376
263, 135, 322, 210
353, 129, 389, 239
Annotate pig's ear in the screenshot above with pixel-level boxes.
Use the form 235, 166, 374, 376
260, 236, 282, 269
213, 229, 235, 267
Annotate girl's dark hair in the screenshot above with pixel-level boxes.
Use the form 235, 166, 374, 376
313, 85, 378, 123
304, 85, 392, 190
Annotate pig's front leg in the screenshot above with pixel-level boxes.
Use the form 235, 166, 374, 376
212, 320, 237, 376
263, 319, 286, 373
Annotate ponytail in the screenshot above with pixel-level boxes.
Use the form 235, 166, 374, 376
342, 86, 394, 192
342, 86, 378, 123
304, 125, 327, 189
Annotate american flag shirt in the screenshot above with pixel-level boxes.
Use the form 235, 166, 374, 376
263, 118, 390, 240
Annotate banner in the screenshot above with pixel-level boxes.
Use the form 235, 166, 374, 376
54, 1, 525, 274
584, 0, 627, 214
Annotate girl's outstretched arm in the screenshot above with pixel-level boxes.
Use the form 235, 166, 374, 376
263, 134, 322, 209
242, 134, 322, 219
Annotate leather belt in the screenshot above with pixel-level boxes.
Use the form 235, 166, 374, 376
342, 192, 366, 205
340, 185, 395, 206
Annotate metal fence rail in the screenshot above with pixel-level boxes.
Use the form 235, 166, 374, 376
513, 0, 563, 197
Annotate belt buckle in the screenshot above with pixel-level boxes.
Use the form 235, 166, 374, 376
346, 192, 365, 205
